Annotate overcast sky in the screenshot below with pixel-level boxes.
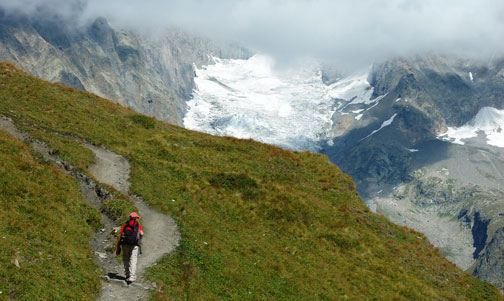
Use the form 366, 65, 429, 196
2, 0, 503, 69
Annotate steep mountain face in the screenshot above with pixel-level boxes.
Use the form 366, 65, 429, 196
326, 56, 504, 191
0, 9, 250, 124
370, 56, 504, 128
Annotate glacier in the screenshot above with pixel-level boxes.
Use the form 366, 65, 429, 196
184, 54, 375, 151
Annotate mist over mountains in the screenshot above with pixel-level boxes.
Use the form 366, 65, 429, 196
2, 0, 503, 70
0, 6, 250, 123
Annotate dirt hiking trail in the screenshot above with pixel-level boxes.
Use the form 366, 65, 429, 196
0, 117, 180, 301
86, 145, 180, 296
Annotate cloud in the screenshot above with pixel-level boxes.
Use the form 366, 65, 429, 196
0, 0, 84, 21
2, 0, 504, 69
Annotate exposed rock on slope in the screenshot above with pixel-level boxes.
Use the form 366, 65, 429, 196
369, 55, 504, 129
475, 227, 504, 288
0, 10, 250, 124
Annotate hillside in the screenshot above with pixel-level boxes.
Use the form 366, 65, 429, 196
0, 62, 501, 300
0, 122, 101, 299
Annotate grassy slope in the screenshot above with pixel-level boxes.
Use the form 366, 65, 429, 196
0, 130, 101, 300
0, 62, 501, 300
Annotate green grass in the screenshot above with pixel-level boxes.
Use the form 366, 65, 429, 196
102, 197, 137, 222
0, 62, 502, 300
0, 130, 101, 300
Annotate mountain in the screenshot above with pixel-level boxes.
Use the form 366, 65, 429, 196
322, 55, 504, 288
1, 62, 502, 299
439, 106, 504, 147
180, 52, 504, 289
326, 55, 504, 191
0, 9, 250, 124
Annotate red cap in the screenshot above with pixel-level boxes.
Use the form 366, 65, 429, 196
129, 212, 140, 218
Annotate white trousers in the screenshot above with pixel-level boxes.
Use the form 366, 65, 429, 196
122, 245, 139, 281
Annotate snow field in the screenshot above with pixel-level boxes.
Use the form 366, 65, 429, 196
438, 107, 504, 148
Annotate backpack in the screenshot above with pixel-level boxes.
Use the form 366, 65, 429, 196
121, 220, 141, 246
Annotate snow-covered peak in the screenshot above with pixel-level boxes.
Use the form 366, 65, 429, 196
438, 107, 504, 148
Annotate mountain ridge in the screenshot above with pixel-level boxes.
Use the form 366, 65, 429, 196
0, 10, 250, 124
323, 55, 504, 288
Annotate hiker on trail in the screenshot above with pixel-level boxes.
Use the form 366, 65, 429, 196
115, 212, 144, 282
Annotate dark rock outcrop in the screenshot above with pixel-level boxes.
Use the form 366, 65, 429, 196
471, 212, 490, 259
474, 227, 504, 288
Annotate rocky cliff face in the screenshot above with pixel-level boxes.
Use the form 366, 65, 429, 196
327, 56, 504, 190
370, 55, 504, 128
322, 55, 504, 288
474, 227, 504, 288
0, 10, 250, 124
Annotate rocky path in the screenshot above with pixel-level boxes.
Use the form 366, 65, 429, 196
0, 117, 180, 300
86, 145, 180, 300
